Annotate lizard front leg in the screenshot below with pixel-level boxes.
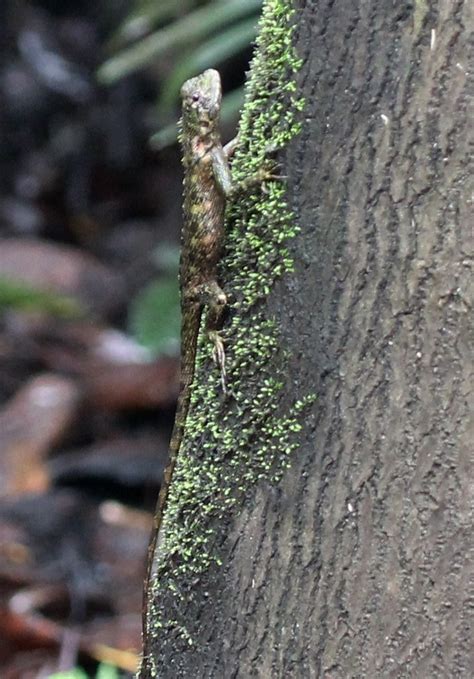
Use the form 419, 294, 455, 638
211, 144, 282, 202
223, 135, 239, 159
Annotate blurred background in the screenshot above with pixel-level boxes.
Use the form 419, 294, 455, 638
0, 1, 260, 676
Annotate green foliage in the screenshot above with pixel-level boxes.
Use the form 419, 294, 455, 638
128, 277, 180, 356
98, 0, 262, 147
98, 0, 261, 84
107, 0, 184, 48
0, 276, 83, 318
150, 242, 180, 274
95, 664, 120, 679
48, 670, 88, 679
48, 663, 119, 679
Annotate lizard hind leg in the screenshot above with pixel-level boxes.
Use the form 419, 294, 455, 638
206, 282, 227, 392
209, 329, 226, 392
195, 280, 228, 392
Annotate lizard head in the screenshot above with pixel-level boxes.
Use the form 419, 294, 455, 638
180, 69, 222, 132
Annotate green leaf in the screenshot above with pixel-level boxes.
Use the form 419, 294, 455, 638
48, 669, 88, 679
97, 0, 261, 84
0, 276, 83, 318
149, 121, 179, 151
151, 243, 180, 274
128, 277, 181, 356
107, 0, 182, 51
96, 664, 119, 679
48, 663, 119, 679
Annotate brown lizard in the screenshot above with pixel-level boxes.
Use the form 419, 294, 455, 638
144, 69, 235, 586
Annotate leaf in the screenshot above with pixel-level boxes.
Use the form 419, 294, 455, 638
128, 277, 181, 356
106, 0, 180, 51
95, 664, 119, 679
0, 276, 83, 318
48, 669, 88, 679
48, 664, 119, 679
151, 243, 180, 274
97, 0, 261, 84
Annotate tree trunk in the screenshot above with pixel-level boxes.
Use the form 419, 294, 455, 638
140, 0, 472, 676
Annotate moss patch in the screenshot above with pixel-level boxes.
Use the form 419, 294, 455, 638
145, 0, 312, 645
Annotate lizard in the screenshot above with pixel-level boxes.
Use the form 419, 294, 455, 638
144, 69, 236, 590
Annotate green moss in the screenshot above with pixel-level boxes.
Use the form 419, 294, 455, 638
145, 0, 313, 643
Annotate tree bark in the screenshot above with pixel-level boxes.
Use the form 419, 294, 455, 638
141, 0, 472, 676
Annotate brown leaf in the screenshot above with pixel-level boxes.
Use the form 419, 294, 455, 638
0, 374, 81, 497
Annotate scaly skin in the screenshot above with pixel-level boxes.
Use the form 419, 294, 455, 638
144, 69, 233, 595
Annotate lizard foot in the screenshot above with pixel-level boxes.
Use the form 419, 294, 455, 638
229, 162, 284, 198
209, 330, 226, 393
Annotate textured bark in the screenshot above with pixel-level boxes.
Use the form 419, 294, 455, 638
143, 1, 472, 676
